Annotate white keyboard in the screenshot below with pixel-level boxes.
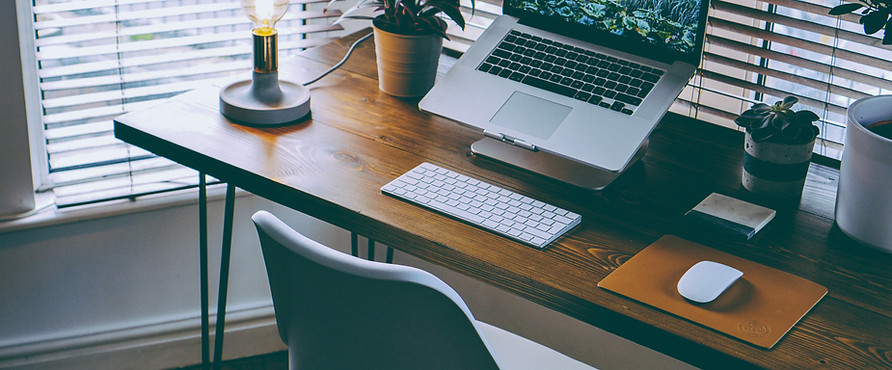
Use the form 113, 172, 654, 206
381, 162, 582, 249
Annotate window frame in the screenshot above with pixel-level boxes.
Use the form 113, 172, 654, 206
1, 0, 49, 218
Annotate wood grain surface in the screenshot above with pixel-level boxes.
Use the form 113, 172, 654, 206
115, 30, 892, 369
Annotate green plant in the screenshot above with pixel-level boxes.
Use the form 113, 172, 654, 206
329, 0, 472, 37
829, 0, 892, 44
734, 96, 821, 144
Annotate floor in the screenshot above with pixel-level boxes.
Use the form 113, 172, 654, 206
179, 351, 287, 370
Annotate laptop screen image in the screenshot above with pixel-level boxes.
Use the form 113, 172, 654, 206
504, 0, 707, 64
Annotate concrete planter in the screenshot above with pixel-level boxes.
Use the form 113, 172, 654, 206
373, 23, 442, 97
742, 132, 815, 199
835, 95, 892, 251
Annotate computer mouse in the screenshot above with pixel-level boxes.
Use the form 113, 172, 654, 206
677, 260, 743, 304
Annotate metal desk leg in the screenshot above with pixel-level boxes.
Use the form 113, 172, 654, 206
351, 232, 359, 257
213, 184, 237, 369
367, 239, 375, 261
199, 174, 210, 370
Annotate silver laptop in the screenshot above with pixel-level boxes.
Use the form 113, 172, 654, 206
420, 0, 709, 188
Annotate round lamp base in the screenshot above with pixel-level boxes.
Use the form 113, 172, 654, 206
220, 80, 311, 126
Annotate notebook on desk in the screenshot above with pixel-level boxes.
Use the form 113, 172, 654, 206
420, 0, 710, 177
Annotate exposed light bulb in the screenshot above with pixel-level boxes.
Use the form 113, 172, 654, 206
243, 0, 289, 34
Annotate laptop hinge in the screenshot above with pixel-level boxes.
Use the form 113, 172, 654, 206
483, 130, 537, 151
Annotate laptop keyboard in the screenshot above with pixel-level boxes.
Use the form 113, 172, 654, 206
477, 30, 664, 115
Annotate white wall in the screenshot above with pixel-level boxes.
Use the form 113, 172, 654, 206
0, 193, 347, 368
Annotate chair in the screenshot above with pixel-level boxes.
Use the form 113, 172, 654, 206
252, 210, 596, 370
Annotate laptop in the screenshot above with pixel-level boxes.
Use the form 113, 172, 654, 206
419, 0, 709, 187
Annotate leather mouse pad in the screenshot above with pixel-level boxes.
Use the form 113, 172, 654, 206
597, 235, 827, 348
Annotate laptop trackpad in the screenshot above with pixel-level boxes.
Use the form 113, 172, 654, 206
490, 91, 570, 140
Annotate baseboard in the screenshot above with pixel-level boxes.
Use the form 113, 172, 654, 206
0, 305, 286, 369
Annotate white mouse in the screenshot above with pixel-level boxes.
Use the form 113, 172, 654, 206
677, 260, 743, 304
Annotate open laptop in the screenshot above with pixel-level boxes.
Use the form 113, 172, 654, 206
419, 0, 709, 189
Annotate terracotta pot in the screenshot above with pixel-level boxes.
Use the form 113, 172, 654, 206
835, 95, 892, 251
373, 23, 443, 97
742, 132, 815, 199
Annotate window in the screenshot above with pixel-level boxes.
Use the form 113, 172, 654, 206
679, 0, 892, 160
449, 0, 890, 162
25, 0, 885, 208
30, 0, 345, 207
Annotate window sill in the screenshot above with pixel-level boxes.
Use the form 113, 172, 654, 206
0, 184, 250, 234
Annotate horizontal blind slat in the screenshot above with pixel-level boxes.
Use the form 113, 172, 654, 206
708, 17, 892, 75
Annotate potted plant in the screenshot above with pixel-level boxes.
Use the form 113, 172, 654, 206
734, 96, 820, 199
328, 0, 472, 97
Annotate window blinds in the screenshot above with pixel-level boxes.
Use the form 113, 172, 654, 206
31, 0, 344, 207
684, 0, 892, 160
34, 0, 887, 206
448, 0, 890, 161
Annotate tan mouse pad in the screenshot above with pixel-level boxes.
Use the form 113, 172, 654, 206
597, 235, 827, 348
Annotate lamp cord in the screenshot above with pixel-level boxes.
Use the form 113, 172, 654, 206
302, 31, 374, 86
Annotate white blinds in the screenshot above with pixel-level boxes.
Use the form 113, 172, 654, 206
34, 0, 886, 206
447, 0, 890, 161
681, 0, 892, 160
31, 0, 344, 207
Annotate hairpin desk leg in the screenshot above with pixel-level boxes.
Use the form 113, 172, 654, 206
367, 239, 375, 261
213, 184, 236, 369
198, 174, 210, 370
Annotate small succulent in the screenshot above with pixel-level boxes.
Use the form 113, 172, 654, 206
734, 96, 820, 144
829, 0, 892, 44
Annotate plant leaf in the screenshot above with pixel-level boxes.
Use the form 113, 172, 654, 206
862, 10, 889, 34
431, 3, 465, 29
781, 96, 798, 109
829, 2, 864, 15
751, 128, 775, 142
885, 18, 892, 44
795, 110, 820, 123
749, 103, 770, 113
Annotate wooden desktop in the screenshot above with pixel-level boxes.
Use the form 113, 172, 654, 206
114, 30, 892, 368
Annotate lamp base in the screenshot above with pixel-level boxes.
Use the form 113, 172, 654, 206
220, 75, 311, 126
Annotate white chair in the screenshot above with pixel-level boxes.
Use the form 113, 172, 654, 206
252, 210, 596, 370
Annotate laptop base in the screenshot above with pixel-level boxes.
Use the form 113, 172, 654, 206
470, 138, 647, 191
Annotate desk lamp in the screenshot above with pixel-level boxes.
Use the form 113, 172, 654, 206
220, 0, 311, 125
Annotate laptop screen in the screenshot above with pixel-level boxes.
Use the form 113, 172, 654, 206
503, 0, 709, 64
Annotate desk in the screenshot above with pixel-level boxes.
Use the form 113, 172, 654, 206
114, 30, 892, 369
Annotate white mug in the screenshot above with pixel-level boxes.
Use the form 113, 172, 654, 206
836, 95, 892, 251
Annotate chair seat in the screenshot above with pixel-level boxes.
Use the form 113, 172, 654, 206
477, 321, 597, 370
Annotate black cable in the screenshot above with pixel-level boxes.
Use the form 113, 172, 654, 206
303, 32, 374, 86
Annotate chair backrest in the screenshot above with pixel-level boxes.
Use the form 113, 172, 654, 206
252, 211, 502, 370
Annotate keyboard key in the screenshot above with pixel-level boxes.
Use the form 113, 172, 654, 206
588, 95, 603, 105
610, 101, 625, 111
615, 93, 643, 106
522, 76, 576, 98
642, 72, 660, 83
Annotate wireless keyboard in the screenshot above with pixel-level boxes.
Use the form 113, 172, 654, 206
381, 162, 582, 249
